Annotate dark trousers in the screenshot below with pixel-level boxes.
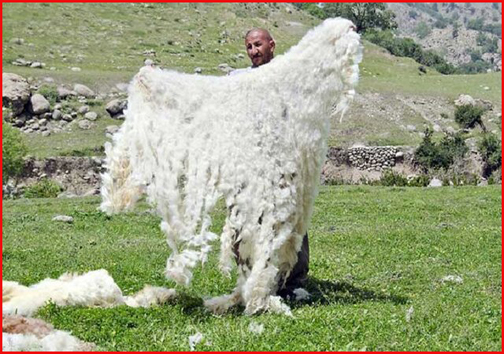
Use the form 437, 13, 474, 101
278, 233, 309, 294
234, 233, 310, 296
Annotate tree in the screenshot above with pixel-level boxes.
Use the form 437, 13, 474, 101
321, 3, 397, 33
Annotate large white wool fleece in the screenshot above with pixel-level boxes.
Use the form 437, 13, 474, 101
101, 18, 362, 314
2, 270, 176, 316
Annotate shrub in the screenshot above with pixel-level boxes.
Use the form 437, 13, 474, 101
478, 133, 502, 178
467, 18, 484, 31
408, 174, 430, 187
415, 22, 431, 39
37, 84, 59, 106
379, 170, 408, 187
408, 10, 418, 19
24, 179, 63, 198
454, 105, 486, 131
434, 17, 448, 29
488, 167, 501, 185
414, 128, 468, 170
2, 122, 27, 184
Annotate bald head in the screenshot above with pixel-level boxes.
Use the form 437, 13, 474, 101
245, 28, 273, 41
245, 28, 275, 67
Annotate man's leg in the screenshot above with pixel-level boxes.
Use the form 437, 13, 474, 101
277, 233, 309, 297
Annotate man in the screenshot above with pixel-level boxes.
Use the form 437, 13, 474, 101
230, 28, 310, 297
228, 28, 276, 75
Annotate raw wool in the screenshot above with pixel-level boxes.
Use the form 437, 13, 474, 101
293, 287, 311, 301
101, 18, 362, 315
3, 269, 176, 316
405, 306, 414, 322
188, 332, 204, 351
3, 331, 96, 352
248, 321, 265, 335
2, 316, 96, 352
440, 275, 463, 284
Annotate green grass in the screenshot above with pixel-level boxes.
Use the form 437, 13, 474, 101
2, 186, 501, 351
3, 3, 501, 156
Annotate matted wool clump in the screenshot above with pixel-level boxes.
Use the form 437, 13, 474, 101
101, 18, 362, 314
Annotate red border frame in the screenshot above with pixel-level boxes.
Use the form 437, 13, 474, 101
0, 1, 502, 353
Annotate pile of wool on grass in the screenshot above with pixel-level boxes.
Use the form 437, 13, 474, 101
100, 17, 362, 315
2, 270, 177, 351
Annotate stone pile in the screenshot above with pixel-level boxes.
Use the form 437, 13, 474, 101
347, 146, 402, 171
2, 73, 101, 135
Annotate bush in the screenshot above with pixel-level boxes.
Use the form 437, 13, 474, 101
414, 128, 468, 170
37, 84, 59, 106
478, 133, 502, 178
467, 18, 484, 31
488, 167, 501, 185
379, 170, 408, 187
454, 105, 486, 131
24, 179, 63, 198
415, 22, 431, 39
408, 175, 430, 187
2, 122, 27, 184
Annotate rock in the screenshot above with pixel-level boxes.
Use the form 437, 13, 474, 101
62, 114, 73, 122
478, 179, 488, 187
57, 191, 77, 198
14, 118, 26, 127
57, 86, 76, 99
39, 118, 48, 126
41, 131, 51, 137
12, 58, 31, 66
83, 188, 99, 197
78, 105, 90, 115
84, 112, 98, 121
73, 84, 95, 98
475, 99, 493, 111
54, 104, 62, 110
71, 67, 81, 72
144, 59, 154, 66
30, 94, 50, 115
406, 125, 417, 132
30, 62, 43, 69
78, 119, 94, 130
194, 67, 202, 74
52, 215, 74, 223
115, 83, 129, 92
428, 178, 443, 188
217, 63, 234, 74
10, 38, 24, 45
2, 73, 31, 115
454, 94, 475, 107
105, 125, 120, 135
52, 109, 63, 120
105, 99, 126, 117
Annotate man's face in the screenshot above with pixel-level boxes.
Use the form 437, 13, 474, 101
245, 31, 275, 68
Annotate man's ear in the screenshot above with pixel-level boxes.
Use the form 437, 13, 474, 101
270, 40, 276, 52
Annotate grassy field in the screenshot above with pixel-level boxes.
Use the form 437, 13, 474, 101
2, 186, 501, 351
3, 3, 501, 157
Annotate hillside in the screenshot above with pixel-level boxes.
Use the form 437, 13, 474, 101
2, 2, 502, 159
387, 2, 502, 71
